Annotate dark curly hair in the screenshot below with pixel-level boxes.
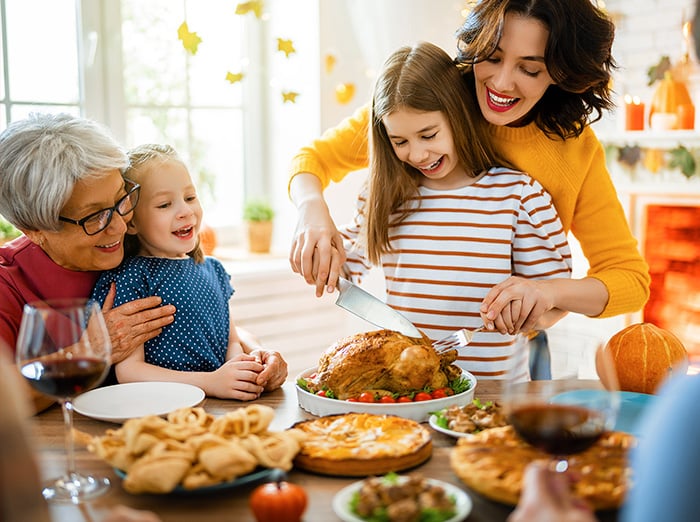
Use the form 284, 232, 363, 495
456, 0, 617, 140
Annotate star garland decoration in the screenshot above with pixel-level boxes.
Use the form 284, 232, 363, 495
177, 22, 202, 55
605, 143, 700, 178
277, 38, 296, 58
281, 91, 299, 103
235, 0, 264, 19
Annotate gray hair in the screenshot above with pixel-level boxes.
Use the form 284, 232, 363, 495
0, 113, 128, 232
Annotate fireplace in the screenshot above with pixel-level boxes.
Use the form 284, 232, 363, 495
629, 192, 700, 358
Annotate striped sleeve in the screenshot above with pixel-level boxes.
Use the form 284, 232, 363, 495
512, 176, 572, 279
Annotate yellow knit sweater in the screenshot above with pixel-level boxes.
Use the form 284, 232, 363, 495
289, 105, 650, 318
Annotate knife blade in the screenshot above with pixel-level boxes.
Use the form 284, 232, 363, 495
335, 277, 422, 338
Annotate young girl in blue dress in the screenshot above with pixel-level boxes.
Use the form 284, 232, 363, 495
91, 144, 287, 400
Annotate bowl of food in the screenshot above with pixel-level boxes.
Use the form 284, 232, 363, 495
296, 368, 476, 422
332, 472, 472, 522
296, 329, 477, 422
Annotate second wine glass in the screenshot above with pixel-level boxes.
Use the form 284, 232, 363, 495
16, 298, 112, 503
502, 333, 620, 472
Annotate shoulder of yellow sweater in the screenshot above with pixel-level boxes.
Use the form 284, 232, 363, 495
491, 121, 601, 148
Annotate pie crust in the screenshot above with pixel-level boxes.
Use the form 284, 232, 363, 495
450, 425, 635, 510
293, 413, 432, 476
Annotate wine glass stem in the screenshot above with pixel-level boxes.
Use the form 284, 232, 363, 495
61, 399, 76, 477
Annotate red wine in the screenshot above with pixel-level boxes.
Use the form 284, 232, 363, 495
508, 404, 606, 455
20, 357, 107, 399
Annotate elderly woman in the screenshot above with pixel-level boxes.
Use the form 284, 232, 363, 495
0, 113, 287, 413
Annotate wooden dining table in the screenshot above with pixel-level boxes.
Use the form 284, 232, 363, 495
30, 380, 620, 522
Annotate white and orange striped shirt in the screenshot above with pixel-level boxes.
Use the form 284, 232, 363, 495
340, 167, 572, 379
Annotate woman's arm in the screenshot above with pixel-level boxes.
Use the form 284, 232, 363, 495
100, 282, 175, 364
288, 104, 371, 296
492, 125, 650, 317
289, 173, 346, 296
568, 138, 650, 317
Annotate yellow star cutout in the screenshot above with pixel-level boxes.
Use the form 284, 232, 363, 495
235, 1, 264, 19
281, 91, 299, 103
324, 53, 337, 74
177, 22, 202, 55
277, 38, 296, 58
225, 71, 245, 84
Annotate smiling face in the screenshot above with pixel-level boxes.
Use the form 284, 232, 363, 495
382, 108, 471, 190
127, 159, 203, 258
473, 12, 555, 127
26, 169, 130, 271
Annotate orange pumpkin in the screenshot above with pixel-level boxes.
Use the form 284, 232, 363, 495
601, 322, 688, 394
648, 71, 693, 127
199, 223, 218, 255
250, 480, 308, 522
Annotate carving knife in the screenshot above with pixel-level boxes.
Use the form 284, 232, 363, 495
335, 277, 422, 338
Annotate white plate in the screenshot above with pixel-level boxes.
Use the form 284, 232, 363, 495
296, 367, 476, 422
73, 381, 205, 423
428, 414, 473, 439
332, 476, 473, 522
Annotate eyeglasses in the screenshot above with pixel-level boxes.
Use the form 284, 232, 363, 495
58, 180, 141, 236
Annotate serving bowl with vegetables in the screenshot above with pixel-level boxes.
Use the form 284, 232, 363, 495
295, 367, 476, 422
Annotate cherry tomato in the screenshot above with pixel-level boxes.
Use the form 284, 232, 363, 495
379, 395, 396, 403
358, 392, 376, 403
346, 397, 359, 402
414, 392, 432, 402
430, 388, 448, 399
397, 396, 413, 403
316, 390, 327, 397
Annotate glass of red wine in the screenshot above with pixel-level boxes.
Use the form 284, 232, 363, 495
502, 333, 620, 472
16, 298, 111, 503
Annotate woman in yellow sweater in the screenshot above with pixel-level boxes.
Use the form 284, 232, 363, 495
288, 0, 649, 335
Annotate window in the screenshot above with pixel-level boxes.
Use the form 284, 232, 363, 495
0, 0, 265, 236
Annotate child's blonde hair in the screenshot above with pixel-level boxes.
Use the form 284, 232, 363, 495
124, 144, 205, 263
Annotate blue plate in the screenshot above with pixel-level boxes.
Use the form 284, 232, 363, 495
114, 466, 275, 495
551, 390, 655, 438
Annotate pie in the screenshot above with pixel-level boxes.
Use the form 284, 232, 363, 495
450, 425, 635, 510
293, 413, 432, 476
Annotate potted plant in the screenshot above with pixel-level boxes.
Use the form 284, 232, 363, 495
0, 215, 20, 245
243, 199, 275, 253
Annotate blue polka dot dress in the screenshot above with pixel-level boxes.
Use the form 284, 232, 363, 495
91, 256, 233, 372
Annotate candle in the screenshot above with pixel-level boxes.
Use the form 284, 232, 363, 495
678, 103, 695, 130
625, 95, 645, 131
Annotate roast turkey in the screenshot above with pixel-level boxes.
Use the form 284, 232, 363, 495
315, 329, 462, 400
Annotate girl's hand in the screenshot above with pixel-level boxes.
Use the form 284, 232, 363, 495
207, 357, 264, 400
251, 350, 288, 392
480, 277, 554, 334
102, 283, 175, 364
508, 462, 597, 522
289, 196, 346, 297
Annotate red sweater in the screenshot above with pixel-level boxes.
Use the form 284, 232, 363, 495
0, 236, 99, 352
